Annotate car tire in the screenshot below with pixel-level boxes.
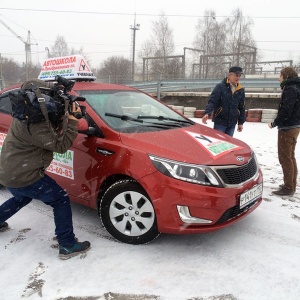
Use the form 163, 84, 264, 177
99, 179, 160, 245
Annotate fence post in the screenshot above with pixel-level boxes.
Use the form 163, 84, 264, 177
157, 81, 161, 100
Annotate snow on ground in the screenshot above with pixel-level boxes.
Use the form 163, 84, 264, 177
0, 120, 300, 300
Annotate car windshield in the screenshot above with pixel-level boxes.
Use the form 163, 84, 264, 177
78, 90, 194, 132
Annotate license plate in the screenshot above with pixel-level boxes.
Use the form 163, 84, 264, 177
239, 183, 263, 208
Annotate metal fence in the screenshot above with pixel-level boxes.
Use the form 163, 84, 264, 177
127, 78, 280, 99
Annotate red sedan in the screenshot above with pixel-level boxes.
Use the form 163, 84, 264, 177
0, 56, 263, 244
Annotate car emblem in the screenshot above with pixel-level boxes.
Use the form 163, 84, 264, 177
236, 156, 244, 162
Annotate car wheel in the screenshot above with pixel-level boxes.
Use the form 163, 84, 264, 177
100, 179, 159, 244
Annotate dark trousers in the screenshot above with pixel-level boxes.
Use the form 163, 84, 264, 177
213, 123, 236, 137
278, 128, 300, 191
0, 174, 76, 247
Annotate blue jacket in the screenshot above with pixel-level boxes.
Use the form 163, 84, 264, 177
204, 78, 246, 127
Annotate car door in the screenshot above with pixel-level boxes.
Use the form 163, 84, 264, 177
45, 111, 106, 208
0, 91, 13, 152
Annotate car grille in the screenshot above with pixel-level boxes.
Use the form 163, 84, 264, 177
215, 156, 258, 185
216, 200, 259, 224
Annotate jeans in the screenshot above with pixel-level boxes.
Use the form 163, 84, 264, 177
278, 128, 300, 191
0, 174, 76, 247
213, 123, 236, 137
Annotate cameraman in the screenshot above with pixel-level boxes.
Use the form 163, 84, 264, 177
0, 79, 90, 260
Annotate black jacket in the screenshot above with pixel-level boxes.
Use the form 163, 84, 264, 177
272, 77, 300, 129
204, 78, 246, 127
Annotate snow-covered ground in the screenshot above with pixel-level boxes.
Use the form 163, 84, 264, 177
1, 120, 300, 300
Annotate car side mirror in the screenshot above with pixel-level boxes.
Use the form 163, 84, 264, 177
78, 118, 89, 131
77, 117, 104, 137
77, 118, 98, 136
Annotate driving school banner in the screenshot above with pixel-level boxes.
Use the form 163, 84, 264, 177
46, 150, 75, 180
0, 132, 7, 154
38, 55, 96, 81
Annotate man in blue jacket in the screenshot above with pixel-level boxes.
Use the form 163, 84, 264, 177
202, 66, 246, 136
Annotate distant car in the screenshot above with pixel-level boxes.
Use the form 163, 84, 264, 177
0, 56, 263, 244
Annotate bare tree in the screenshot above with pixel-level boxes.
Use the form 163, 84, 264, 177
193, 10, 223, 78
152, 12, 174, 57
50, 35, 69, 57
152, 12, 176, 79
138, 40, 155, 81
96, 56, 132, 84
193, 8, 258, 78
49, 35, 88, 59
139, 12, 179, 80
224, 8, 258, 74
0, 56, 41, 88
0, 57, 21, 87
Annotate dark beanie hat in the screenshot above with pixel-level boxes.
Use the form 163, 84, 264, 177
229, 66, 243, 74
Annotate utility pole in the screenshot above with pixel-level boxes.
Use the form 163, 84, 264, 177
237, 19, 242, 66
130, 13, 140, 82
45, 47, 50, 58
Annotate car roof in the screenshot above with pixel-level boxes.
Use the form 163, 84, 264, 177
0, 81, 138, 95
72, 81, 138, 92
0, 84, 21, 94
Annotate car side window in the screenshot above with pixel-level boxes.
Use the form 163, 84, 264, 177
0, 92, 12, 114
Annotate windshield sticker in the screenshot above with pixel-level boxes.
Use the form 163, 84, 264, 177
47, 150, 75, 180
185, 131, 242, 158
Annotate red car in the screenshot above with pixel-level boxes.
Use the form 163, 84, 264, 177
0, 56, 263, 244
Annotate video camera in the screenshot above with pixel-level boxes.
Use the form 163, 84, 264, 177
8, 76, 86, 126
53, 75, 86, 119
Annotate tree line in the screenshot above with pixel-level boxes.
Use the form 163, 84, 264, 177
1, 8, 258, 88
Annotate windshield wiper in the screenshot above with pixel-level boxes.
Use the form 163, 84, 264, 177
105, 112, 181, 129
137, 115, 194, 125
105, 112, 143, 123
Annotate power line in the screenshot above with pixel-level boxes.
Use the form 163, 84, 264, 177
257, 41, 300, 43
1, 7, 300, 19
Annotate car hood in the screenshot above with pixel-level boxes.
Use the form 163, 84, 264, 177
119, 123, 253, 166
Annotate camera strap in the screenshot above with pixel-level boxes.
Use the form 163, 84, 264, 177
61, 98, 70, 135
30, 85, 50, 123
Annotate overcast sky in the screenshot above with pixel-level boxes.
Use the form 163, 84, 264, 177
0, 0, 300, 70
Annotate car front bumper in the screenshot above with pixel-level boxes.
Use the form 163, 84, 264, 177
140, 168, 263, 234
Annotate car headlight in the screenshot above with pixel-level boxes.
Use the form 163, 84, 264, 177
149, 155, 222, 187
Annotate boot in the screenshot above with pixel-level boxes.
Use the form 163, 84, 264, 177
0, 222, 9, 232
59, 241, 91, 260
272, 187, 294, 196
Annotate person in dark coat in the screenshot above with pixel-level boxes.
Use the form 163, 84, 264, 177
269, 67, 300, 196
202, 66, 246, 136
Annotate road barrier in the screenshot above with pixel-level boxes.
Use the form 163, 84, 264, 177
128, 78, 281, 99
